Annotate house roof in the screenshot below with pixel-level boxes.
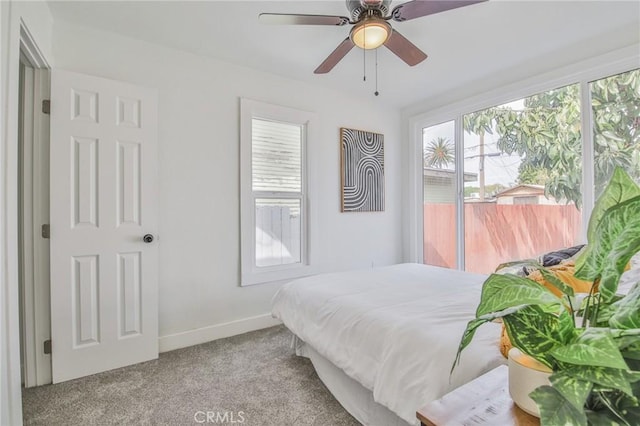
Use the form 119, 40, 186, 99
495, 184, 546, 198
423, 167, 477, 183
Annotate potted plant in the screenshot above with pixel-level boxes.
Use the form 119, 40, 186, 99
453, 166, 640, 425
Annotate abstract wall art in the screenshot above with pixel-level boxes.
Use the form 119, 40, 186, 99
340, 127, 384, 212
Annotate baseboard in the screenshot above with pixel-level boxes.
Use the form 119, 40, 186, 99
158, 314, 282, 353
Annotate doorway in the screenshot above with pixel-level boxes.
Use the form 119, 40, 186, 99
18, 41, 52, 388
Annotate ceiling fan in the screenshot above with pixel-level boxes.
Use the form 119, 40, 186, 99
259, 0, 486, 74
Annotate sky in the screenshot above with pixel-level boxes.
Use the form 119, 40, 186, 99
422, 99, 525, 190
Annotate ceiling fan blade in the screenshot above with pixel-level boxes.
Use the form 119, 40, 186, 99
314, 38, 355, 74
384, 29, 428, 66
391, 0, 487, 22
259, 13, 350, 26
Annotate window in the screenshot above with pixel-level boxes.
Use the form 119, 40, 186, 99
513, 196, 538, 205
240, 99, 314, 285
412, 65, 639, 273
462, 85, 583, 274
590, 69, 640, 197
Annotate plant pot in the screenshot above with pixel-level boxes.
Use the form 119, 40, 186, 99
508, 347, 552, 417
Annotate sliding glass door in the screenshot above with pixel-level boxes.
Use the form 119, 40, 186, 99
420, 67, 639, 273
422, 120, 457, 268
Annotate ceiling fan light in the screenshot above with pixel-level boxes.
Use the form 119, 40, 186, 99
350, 20, 390, 50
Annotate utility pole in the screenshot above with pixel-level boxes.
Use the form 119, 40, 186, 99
479, 131, 485, 200
465, 149, 500, 200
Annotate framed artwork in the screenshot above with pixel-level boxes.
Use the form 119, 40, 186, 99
340, 127, 384, 212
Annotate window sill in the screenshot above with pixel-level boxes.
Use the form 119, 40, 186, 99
241, 264, 316, 287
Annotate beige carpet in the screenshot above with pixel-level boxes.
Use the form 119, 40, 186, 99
22, 326, 359, 426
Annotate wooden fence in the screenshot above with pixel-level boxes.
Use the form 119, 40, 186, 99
424, 203, 582, 274
255, 206, 301, 267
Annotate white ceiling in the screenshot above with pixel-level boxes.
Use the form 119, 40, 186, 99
47, 0, 640, 110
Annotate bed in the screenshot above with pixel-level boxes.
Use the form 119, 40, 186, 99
271, 263, 505, 426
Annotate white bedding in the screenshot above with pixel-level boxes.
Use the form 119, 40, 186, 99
271, 263, 504, 425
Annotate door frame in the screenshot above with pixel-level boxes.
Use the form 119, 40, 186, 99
18, 34, 51, 387
0, 14, 50, 424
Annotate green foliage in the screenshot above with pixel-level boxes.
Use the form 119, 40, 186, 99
531, 386, 588, 426
549, 372, 593, 411
585, 167, 640, 243
463, 183, 506, 197
475, 273, 563, 316
503, 306, 576, 368
575, 195, 640, 302
452, 167, 640, 425
550, 328, 628, 370
424, 137, 454, 169
468, 68, 640, 206
610, 284, 640, 330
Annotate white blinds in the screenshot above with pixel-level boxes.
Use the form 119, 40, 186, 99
252, 118, 302, 193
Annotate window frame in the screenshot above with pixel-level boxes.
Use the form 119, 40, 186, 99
240, 98, 315, 286
407, 47, 640, 268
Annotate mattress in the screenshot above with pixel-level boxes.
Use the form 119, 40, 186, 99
294, 337, 410, 426
272, 263, 504, 425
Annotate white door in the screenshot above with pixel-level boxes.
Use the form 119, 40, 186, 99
50, 70, 159, 383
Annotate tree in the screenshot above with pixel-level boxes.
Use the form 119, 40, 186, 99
494, 84, 583, 205
424, 137, 454, 169
591, 69, 640, 196
464, 183, 508, 198
491, 68, 640, 206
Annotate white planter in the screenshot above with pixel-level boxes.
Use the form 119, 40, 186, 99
508, 347, 552, 417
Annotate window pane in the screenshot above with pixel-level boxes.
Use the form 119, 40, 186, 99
463, 84, 583, 274
422, 120, 456, 268
255, 198, 301, 267
591, 69, 640, 197
252, 119, 302, 192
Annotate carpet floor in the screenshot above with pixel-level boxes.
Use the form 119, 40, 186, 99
22, 326, 360, 426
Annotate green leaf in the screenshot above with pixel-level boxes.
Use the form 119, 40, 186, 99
530, 385, 587, 426
562, 365, 636, 397
495, 258, 538, 272
615, 330, 640, 361
622, 343, 640, 361
549, 371, 593, 411
577, 166, 640, 272
503, 305, 576, 368
495, 259, 576, 297
476, 273, 563, 317
452, 317, 488, 373
574, 196, 640, 302
551, 328, 628, 370
592, 390, 638, 426
584, 166, 640, 245
539, 267, 576, 298
610, 283, 640, 329
612, 328, 640, 363
452, 305, 527, 373
586, 409, 633, 426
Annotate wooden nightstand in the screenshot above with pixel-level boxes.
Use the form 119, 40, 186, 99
416, 365, 539, 426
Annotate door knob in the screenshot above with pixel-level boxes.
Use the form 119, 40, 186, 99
143, 234, 154, 243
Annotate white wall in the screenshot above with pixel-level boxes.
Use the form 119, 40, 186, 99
1, 1, 54, 423
52, 22, 402, 348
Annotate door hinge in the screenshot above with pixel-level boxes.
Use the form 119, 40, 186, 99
41, 224, 50, 239
42, 99, 50, 114
44, 339, 52, 354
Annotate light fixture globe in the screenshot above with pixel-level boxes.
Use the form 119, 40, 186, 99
350, 18, 391, 50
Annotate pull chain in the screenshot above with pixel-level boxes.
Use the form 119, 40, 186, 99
374, 48, 379, 96
363, 25, 366, 81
